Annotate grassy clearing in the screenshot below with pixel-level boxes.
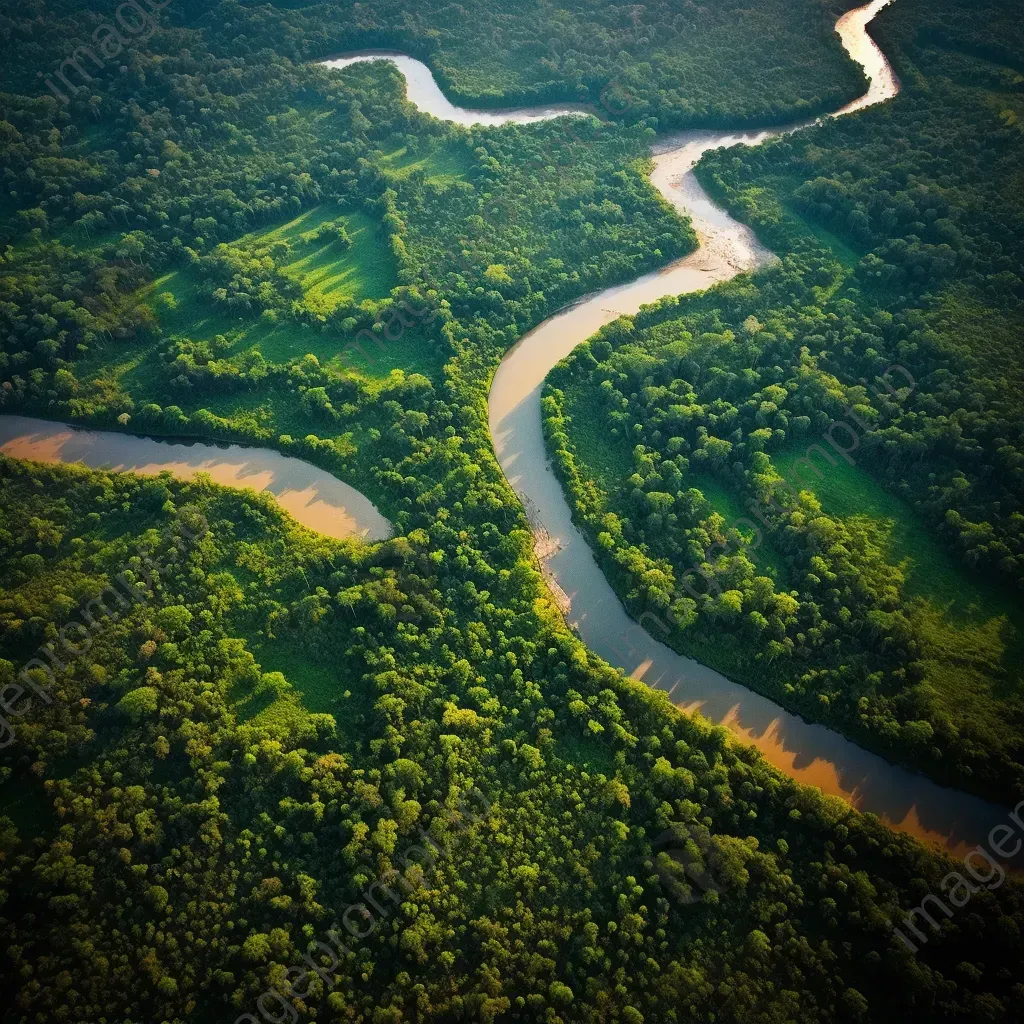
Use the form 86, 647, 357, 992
779, 202, 861, 270
562, 382, 789, 584
554, 730, 618, 774
772, 442, 1010, 614
0, 786, 50, 839
224, 646, 322, 740
156, 269, 321, 365
686, 471, 789, 584
376, 140, 472, 183
249, 636, 374, 749
150, 265, 441, 382
250, 638, 350, 714
231, 681, 315, 738
722, 170, 862, 271
771, 442, 1024, 742
75, 207, 441, 413
246, 207, 395, 308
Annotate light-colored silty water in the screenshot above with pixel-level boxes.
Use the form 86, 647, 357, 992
321, 4, 1022, 861
320, 50, 592, 126
0, 416, 392, 543
3, 2, 1013, 862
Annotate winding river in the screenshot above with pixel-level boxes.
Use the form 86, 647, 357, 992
486, 1, 922, 829
336, 0, 1020, 862
484, 2, 1022, 863
2, 0, 1018, 863
0, 416, 392, 542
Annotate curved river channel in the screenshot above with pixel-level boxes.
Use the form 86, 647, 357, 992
2, 0, 1018, 863
0, 416, 392, 543
337, 0, 1020, 862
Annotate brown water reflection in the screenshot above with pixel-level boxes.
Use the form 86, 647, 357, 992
0, 416, 392, 542
490, 0, 1023, 865
6, 2, 1016, 866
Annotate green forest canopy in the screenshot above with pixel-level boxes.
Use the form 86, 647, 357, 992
0, 0, 1023, 1020
544, 0, 1024, 800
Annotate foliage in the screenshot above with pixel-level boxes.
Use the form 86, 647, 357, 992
544, 0, 1024, 800
1, 457, 1023, 1022
0, 0, 1023, 1020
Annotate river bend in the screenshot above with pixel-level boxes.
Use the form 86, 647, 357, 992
331, 2, 1016, 861
0, 416, 392, 543
1, 1, 1015, 863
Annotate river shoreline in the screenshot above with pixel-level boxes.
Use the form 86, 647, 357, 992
3, 0, 1019, 865
485, 0, 1021, 862
0, 415, 393, 543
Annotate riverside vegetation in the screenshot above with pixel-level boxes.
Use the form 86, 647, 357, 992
543, 0, 1024, 802
2, 454, 1024, 1023
1, 0, 1024, 1021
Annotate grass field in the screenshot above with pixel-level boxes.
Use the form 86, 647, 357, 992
228, 665, 319, 740
249, 636, 373, 750
772, 441, 1024, 746
772, 442, 1012, 614
686, 471, 789, 583
721, 172, 864, 271
149, 263, 439, 384
250, 637, 349, 714
562, 381, 789, 583
73, 201, 444, 432
245, 207, 395, 310
778, 197, 861, 270
376, 140, 472, 184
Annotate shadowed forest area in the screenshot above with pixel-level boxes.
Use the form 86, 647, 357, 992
1, 0, 1024, 1021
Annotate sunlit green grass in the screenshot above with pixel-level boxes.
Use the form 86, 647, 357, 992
75, 199, 444, 415
249, 636, 374, 750
376, 140, 472, 183
250, 637, 350, 713
772, 442, 1024, 744
562, 381, 788, 583
772, 442, 1011, 614
246, 207, 395, 308
749, 172, 863, 270
148, 262, 440, 383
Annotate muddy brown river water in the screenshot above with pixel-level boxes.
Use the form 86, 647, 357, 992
4, 0, 1019, 865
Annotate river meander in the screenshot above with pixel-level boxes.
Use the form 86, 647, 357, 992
3, 0, 1018, 864
0, 416, 392, 542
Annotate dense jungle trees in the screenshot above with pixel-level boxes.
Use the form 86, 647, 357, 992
0, 0, 1023, 1020
0, 0, 869, 129
1, 457, 1023, 1023
544, 0, 1024, 800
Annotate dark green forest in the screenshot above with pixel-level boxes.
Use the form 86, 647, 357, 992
0, 0, 867, 126
545, 0, 1024, 800
2, 457, 1024, 1023
1, 0, 1024, 1020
